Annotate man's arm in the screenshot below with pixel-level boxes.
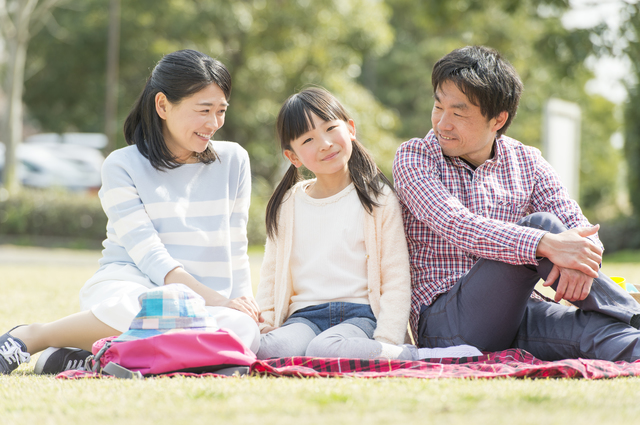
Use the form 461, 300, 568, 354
537, 225, 603, 302
529, 151, 603, 302
393, 136, 546, 266
530, 154, 604, 250
393, 136, 602, 303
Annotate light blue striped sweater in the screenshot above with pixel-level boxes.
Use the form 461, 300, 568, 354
96, 141, 252, 299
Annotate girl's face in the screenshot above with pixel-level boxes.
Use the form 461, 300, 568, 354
155, 83, 228, 163
284, 112, 355, 179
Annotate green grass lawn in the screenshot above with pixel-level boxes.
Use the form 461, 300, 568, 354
2, 247, 640, 425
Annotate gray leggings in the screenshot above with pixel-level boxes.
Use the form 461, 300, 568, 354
418, 212, 640, 362
257, 323, 413, 360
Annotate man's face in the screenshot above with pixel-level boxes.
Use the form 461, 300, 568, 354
431, 80, 507, 168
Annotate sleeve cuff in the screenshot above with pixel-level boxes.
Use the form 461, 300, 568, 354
149, 259, 184, 286
515, 227, 548, 265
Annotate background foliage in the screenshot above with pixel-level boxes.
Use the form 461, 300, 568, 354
0, 189, 106, 242
620, 3, 640, 222
2, 0, 637, 246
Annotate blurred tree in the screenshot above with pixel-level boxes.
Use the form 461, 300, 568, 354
619, 2, 640, 219
24, 0, 400, 181
364, 0, 620, 221
21, 0, 622, 224
104, 0, 120, 154
0, 0, 68, 192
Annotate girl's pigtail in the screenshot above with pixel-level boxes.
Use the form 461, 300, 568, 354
265, 164, 301, 239
348, 139, 394, 214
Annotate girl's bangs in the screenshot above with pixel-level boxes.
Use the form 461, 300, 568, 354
280, 94, 346, 144
281, 103, 317, 144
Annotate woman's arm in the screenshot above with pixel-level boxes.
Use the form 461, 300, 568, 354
101, 148, 262, 322
99, 152, 182, 285
228, 147, 254, 299
165, 266, 261, 322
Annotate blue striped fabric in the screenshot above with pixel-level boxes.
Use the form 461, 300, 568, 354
97, 141, 252, 299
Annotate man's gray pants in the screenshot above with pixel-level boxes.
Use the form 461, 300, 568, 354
417, 212, 640, 362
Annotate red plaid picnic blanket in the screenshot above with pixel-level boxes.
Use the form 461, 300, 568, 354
251, 349, 640, 379
58, 349, 640, 380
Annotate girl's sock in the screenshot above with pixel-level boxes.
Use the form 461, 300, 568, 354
404, 344, 483, 360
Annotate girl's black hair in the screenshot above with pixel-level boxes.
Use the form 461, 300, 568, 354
265, 87, 393, 239
123, 49, 232, 170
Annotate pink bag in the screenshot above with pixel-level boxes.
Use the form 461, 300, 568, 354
87, 284, 257, 378
91, 329, 256, 377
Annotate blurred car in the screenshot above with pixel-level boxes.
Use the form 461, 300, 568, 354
0, 133, 106, 191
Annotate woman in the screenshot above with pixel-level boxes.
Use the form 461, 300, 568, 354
0, 49, 261, 375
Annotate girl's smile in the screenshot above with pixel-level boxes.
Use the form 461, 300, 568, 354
322, 152, 339, 161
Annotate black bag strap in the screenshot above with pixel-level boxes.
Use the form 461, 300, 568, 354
88, 340, 142, 379
102, 362, 143, 379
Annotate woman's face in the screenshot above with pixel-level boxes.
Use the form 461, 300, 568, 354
155, 83, 228, 163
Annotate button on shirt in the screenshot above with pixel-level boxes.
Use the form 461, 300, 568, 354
393, 130, 601, 337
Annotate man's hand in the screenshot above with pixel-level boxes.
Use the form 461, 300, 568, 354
543, 265, 594, 302
536, 225, 602, 278
224, 296, 264, 324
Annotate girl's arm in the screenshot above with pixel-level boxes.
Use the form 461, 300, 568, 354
373, 189, 412, 345
255, 234, 278, 333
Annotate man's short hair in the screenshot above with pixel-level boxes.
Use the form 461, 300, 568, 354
432, 46, 523, 136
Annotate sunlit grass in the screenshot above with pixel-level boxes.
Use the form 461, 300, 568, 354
2, 246, 640, 424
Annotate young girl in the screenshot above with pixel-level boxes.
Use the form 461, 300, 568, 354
256, 87, 419, 360
0, 49, 261, 375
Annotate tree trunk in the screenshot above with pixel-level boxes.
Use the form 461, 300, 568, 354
1, 0, 37, 193
104, 0, 120, 154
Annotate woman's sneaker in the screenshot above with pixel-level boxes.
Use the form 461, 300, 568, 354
34, 347, 93, 375
0, 328, 31, 375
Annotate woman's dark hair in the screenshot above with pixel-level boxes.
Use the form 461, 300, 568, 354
432, 45, 523, 136
123, 49, 232, 170
265, 87, 392, 239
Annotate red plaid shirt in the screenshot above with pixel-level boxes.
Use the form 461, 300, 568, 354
393, 130, 600, 338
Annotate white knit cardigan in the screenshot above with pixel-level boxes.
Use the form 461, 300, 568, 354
256, 180, 411, 345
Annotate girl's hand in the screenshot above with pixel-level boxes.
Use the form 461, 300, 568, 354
224, 296, 264, 324
260, 325, 278, 334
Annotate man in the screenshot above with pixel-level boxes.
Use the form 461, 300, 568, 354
393, 45, 640, 361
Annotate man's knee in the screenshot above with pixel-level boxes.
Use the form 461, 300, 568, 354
517, 212, 566, 234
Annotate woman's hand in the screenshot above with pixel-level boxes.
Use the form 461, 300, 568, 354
223, 296, 264, 324
164, 267, 263, 323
